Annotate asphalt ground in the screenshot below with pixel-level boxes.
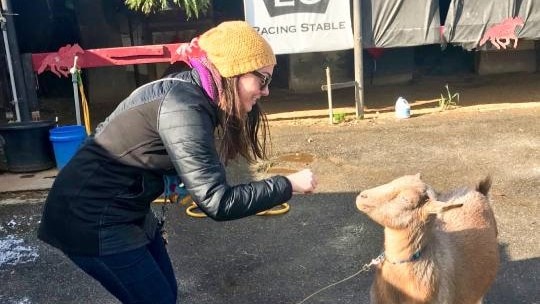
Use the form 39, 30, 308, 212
0, 103, 539, 304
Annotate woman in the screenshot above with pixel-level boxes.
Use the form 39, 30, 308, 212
38, 21, 317, 303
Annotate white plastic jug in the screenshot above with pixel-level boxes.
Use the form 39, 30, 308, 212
395, 96, 411, 119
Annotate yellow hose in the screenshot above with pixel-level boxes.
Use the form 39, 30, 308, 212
153, 194, 193, 205
185, 202, 208, 218
76, 72, 91, 135
153, 197, 170, 204
152, 186, 290, 218
256, 203, 290, 216
184, 201, 290, 218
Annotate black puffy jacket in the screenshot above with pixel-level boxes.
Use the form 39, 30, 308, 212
38, 70, 292, 256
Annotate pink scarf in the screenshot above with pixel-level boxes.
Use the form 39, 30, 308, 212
175, 37, 222, 104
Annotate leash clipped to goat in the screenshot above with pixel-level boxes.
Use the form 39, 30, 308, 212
296, 254, 384, 304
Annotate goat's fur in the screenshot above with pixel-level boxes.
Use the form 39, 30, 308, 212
356, 174, 499, 304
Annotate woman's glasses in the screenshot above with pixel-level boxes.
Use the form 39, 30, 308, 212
250, 70, 272, 90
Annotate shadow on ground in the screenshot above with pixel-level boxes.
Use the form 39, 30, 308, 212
0, 193, 537, 304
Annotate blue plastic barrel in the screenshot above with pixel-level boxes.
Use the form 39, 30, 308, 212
49, 125, 87, 169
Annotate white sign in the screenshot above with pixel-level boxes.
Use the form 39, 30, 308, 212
244, 0, 354, 54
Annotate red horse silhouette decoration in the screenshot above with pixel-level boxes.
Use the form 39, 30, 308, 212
37, 44, 85, 77
479, 17, 525, 49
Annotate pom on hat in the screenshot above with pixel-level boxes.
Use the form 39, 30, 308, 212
198, 21, 276, 78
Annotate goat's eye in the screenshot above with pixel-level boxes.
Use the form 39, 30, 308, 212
360, 194, 367, 199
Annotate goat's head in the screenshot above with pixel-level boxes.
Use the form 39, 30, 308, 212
355, 173, 463, 229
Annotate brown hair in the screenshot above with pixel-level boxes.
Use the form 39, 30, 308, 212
217, 77, 270, 164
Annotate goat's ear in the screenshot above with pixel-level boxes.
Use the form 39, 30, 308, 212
425, 200, 463, 214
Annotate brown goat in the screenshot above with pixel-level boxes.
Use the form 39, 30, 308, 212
356, 174, 499, 304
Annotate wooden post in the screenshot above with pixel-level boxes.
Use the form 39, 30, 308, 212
325, 66, 333, 124
353, 0, 365, 119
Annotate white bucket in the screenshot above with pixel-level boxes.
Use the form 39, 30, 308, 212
395, 97, 411, 119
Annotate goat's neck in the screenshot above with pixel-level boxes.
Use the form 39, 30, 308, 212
383, 225, 430, 262
380, 227, 438, 303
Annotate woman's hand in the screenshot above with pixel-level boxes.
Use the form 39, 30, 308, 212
286, 169, 318, 194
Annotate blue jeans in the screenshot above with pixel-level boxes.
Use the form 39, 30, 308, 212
67, 230, 177, 304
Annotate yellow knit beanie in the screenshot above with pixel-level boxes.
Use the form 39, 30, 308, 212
198, 21, 276, 78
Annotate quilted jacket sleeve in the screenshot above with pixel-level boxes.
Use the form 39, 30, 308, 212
158, 82, 292, 220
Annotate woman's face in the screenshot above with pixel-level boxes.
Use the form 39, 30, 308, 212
237, 64, 275, 114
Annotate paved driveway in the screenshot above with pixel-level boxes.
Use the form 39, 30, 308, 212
0, 104, 538, 303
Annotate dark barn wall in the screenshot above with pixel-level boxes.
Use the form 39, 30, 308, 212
12, 0, 80, 99
75, 0, 137, 104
